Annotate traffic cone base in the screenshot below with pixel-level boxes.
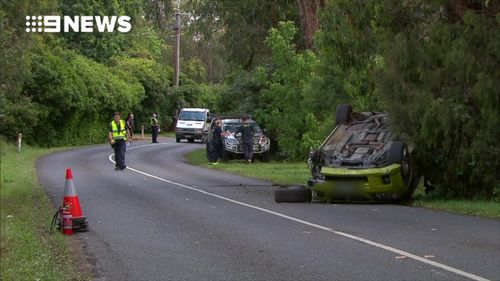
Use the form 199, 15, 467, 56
63, 168, 89, 232
62, 207, 73, 235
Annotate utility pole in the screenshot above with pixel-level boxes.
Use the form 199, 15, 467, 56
173, 0, 181, 87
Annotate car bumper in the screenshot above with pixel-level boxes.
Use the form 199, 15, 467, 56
309, 164, 409, 202
224, 144, 270, 154
176, 132, 205, 139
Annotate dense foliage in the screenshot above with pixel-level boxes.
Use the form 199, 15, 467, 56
256, 22, 319, 158
376, 3, 500, 198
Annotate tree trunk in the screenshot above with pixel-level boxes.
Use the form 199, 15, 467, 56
297, 0, 324, 49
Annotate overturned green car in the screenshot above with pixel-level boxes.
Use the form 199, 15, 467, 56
275, 104, 418, 203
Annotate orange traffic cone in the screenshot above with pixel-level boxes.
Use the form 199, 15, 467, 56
63, 168, 88, 232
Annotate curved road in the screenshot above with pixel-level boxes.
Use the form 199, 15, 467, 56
37, 139, 500, 281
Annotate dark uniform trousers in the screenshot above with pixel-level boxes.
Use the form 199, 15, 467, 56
114, 139, 127, 168
214, 142, 223, 160
243, 141, 253, 160
152, 126, 159, 142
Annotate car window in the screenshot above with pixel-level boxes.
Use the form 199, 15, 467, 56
222, 119, 262, 133
223, 122, 239, 132
179, 111, 206, 121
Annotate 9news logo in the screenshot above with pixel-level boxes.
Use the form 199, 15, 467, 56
25, 15, 132, 33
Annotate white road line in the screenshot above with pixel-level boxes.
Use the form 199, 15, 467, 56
109, 144, 490, 281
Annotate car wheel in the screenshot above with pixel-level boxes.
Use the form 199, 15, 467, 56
310, 149, 321, 165
274, 185, 312, 203
188, 138, 195, 143
176, 138, 181, 143
388, 141, 414, 191
261, 150, 270, 162
335, 104, 352, 126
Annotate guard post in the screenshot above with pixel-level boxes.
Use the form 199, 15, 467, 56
17, 133, 22, 153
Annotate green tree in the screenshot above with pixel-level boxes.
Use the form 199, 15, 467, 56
57, 0, 128, 62
183, 57, 208, 83
111, 56, 172, 127
187, 0, 298, 70
0, 0, 54, 141
256, 21, 319, 159
377, 4, 500, 198
216, 69, 267, 116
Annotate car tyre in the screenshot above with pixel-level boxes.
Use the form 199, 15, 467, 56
188, 138, 195, 143
335, 104, 352, 126
176, 137, 181, 143
261, 150, 270, 162
274, 185, 312, 203
310, 149, 321, 165
388, 141, 416, 198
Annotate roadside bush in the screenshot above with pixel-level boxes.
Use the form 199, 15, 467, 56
111, 56, 172, 130
23, 46, 144, 146
377, 8, 500, 198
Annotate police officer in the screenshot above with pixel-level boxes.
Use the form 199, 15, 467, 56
209, 119, 226, 164
235, 115, 256, 163
151, 112, 160, 143
108, 112, 130, 170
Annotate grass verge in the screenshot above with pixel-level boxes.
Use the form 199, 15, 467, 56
0, 140, 87, 280
186, 148, 500, 219
130, 131, 176, 140
411, 191, 500, 219
185, 148, 309, 185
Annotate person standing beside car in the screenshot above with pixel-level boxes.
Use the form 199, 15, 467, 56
151, 112, 160, 143
235, 116, 256, 163
209, 119, 226, 164
109, 112, 130, 170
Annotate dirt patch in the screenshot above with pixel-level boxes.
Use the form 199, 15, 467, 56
66, 233, 99, 280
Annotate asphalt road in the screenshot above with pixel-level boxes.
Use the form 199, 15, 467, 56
37, 139, 500, 281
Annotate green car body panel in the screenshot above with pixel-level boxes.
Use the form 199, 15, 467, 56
311, 164, 410, 202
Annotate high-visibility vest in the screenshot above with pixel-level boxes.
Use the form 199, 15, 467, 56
110, 120, 127, 140
151, 117, 158, 126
